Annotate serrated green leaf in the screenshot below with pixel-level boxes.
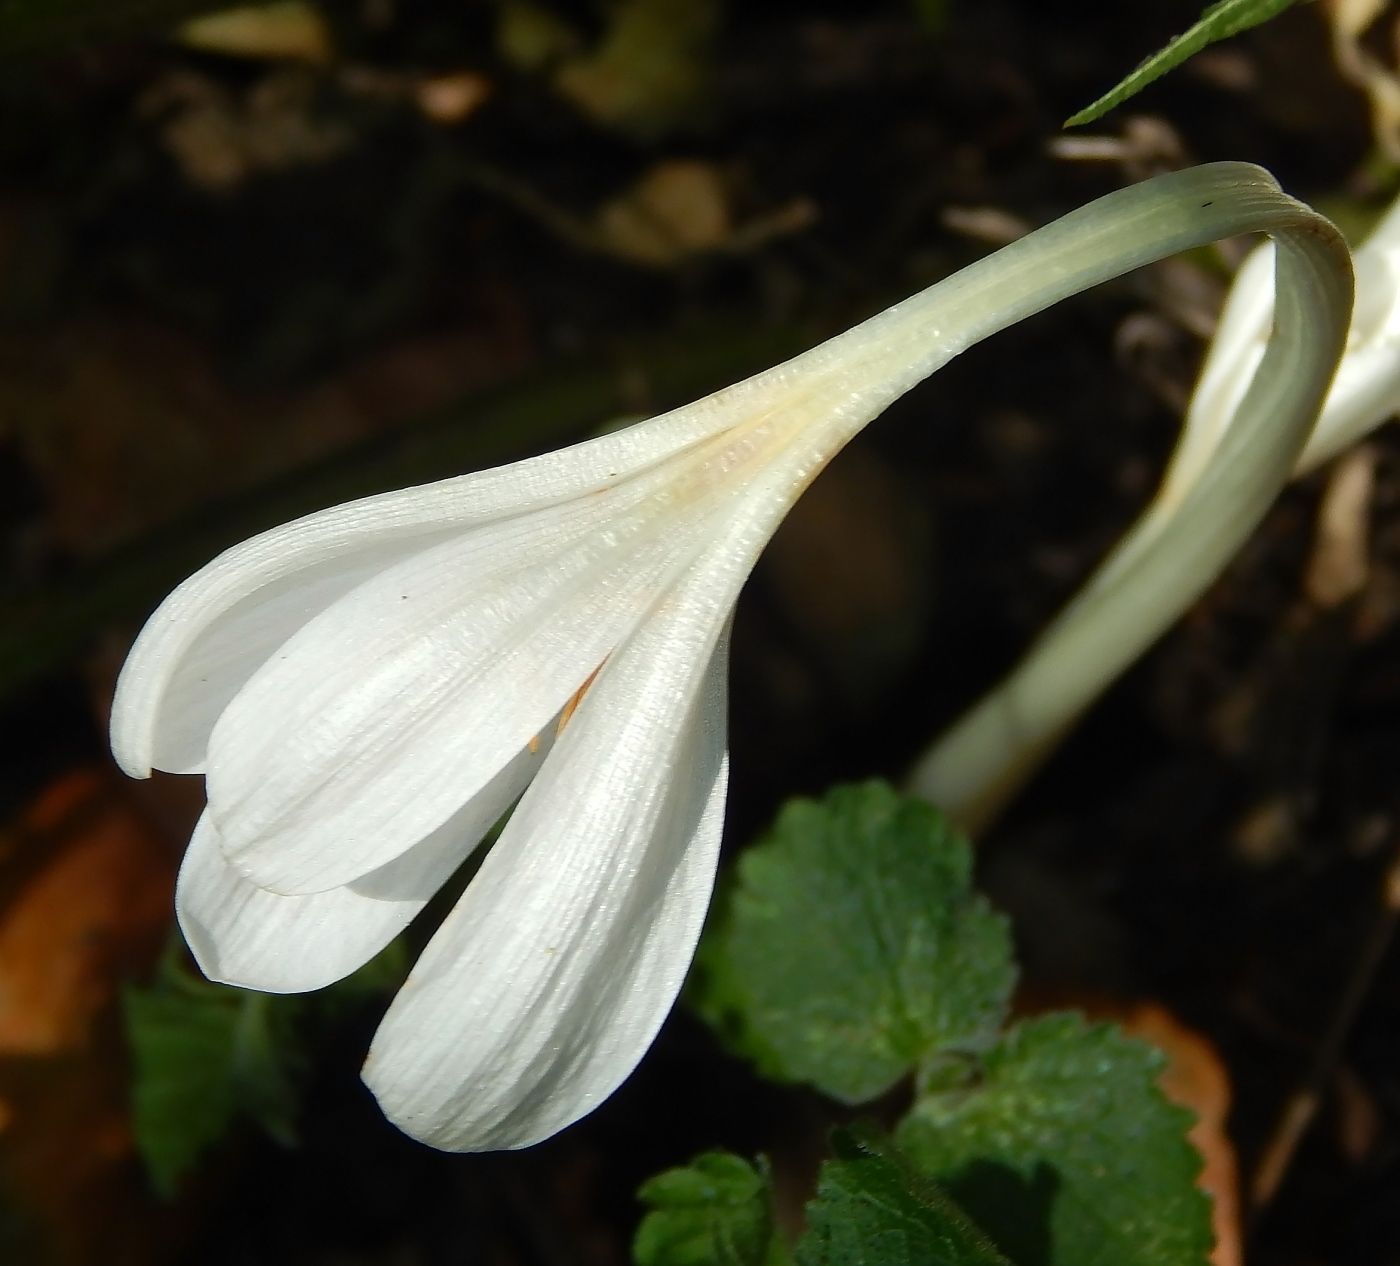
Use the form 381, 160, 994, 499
634, 1151, 786, 1266
692, 782, 1016, 1104
1065, 0, 1312, 127
897, 1014, 1213, 1266
795, 1126, 1012, 1266
124, 973, 308, 1195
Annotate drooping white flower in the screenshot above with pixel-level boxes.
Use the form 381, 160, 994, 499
109, 164, 1349, 1152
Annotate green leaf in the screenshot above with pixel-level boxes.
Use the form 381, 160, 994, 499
634, 1151, 786, 1266
1064, 0, 1312, 127
795, 1126, 1011, 1266
897, 1014, 1213, 1266
124, 939, 407, 1196
691, 782, 1015, 1104
124, 968, 308, 1195
124, 978, 244, 1197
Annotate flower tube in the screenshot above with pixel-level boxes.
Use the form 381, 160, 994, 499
110, 163, 1350, 1151
909, 186, 1399, 833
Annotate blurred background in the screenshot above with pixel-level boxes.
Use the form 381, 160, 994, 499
0, 0, 1397, 1261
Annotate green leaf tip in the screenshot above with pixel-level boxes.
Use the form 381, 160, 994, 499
898, 1014, 1214, 1266
797, 1126, 1011, 1266
634, 1151, 786, 1266
1064, 0, 1312, 127
690, 781, 1015, 1105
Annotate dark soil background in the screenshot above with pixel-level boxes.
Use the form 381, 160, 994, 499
0, 0, 1396, 1262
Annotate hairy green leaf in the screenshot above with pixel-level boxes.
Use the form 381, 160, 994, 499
897, 1014, 1213, 1266
796, 1126, 1011, 1266
634, 1151, 786, 1266
1065, 0, 1311, 127
692, 782, 1015, 1104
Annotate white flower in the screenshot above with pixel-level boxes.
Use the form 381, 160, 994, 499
1171, 190, 1400, 491
110, 282, 961, 1152
108, 163, 1348, 1152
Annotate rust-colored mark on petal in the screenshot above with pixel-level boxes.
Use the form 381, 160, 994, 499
557, 663, 605, 736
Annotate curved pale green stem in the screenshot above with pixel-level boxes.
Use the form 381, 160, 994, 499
903, 168, 1352, 836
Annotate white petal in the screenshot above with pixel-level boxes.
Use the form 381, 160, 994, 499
136, 541, 444, 776
109, 378, 784, 781
1302, 235, 1400, 468
206, 462, 741, 895
1164, 242, 1274, 512
113, 290, 943, 786
1176, 217, 1400, 485
179, 734, 549, 992
362, 596, 732, 1152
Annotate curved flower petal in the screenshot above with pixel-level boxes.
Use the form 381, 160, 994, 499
117, 289, 955, 791
362, 589, 732, 1151
1161, 243, 1275, 512
179, 728, 548, 992
110, 377, 797, 781
1176, 198, 1400, 494
131, 542, 445, 777
206, 462, 747, 894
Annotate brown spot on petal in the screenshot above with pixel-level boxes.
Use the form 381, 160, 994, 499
557, 663, 604, 735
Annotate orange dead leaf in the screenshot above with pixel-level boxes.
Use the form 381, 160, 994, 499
0, 768, 198, 1265
0, 769, 175, 1055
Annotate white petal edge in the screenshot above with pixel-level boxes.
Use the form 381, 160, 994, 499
112, 264, 977, 788
108, 358, 828, 781
1173, 201, 1400, 503
362, 594, 732, 1151
179, 733, 550, 992
202, 335, 916, 897
205, 467, 736, 894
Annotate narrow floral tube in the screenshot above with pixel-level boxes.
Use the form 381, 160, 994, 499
110, 163, 1350, 1150
908, 183, 1384, 833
